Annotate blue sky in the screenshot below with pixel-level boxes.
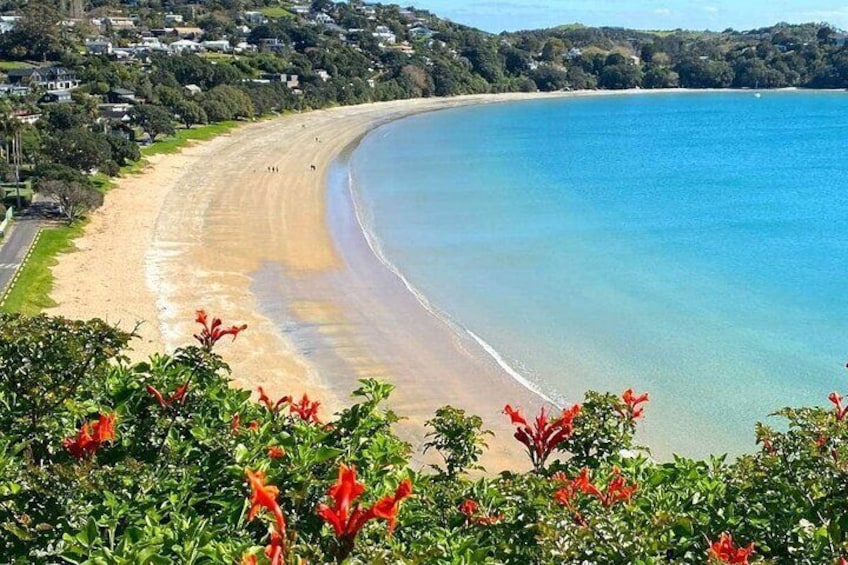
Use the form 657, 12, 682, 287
408, 1, 848, 33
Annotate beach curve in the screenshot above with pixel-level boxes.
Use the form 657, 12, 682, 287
48, 91, 670, 469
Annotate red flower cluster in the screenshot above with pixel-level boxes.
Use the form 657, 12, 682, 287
708, 533, 755, 564
317, 464, 412, 560
288, 393, 321, 424
146, 381, 189, 409
62, 413, 117, 460
244, 469, 287, 565
458, 499, 504, 526
618, 388, 649, 420
63, 414, 117, 459
256, 387, 321, 424
267, 446, 285, 459
554, 467, 637, 516
504, 404, 581, 470
828, 392, 848, 422
193, 310, 247, 351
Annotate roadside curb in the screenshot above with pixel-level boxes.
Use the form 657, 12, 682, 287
0, 228, 42, 308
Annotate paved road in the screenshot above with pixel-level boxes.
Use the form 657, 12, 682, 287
0, 204, 51, 296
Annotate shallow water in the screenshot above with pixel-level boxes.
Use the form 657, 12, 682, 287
350, 92, 848, 458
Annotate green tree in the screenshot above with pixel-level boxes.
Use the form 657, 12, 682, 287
0, 0, 65, 60
43, 129, 112, 173
130, 105, 176, 141
173, 100, 208, 129
38, 180, 104, 223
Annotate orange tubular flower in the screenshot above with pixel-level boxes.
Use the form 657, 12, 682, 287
146, 381, 190, 409
265, 530, 285, 565
231, 413, 242, 433
246, 469, 287, 536
708, 533, 755, 564
248, 421, 260, 432
458, 499, 479, 519
503, 404, 581, 471
287, 394, 321, 424
257, 386, 291, 413
63, 413, 117, 460
829, 392, 848, 422
458, 499, 503, 526
317, 464, 412, 560
193, 310, 248, 351
370, 479, 413, 534
554, 467, 637, 512
240, 554, 258, 565
268, 446, 285, 459
619, 388, 650, 420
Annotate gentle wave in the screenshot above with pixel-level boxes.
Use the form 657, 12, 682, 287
345, 166, 558, 406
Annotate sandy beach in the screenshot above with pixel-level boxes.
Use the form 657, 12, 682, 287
48, 91, 664, 468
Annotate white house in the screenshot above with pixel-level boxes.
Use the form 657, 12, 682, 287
373, 25, 396, 45
0, 15, 20, 34
164, 13, 184, 25
244, 11, 266, 25
85, 39, 113, 55
184, 84, 202, 96
106, 17, 136, 31
409, 27, 435, 39
312, 12, 335, 25
203, 40, 232, 52
170, 39, 204, 53
315, 69, 330, 81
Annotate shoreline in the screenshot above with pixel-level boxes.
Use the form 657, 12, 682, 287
46, 88, 831, 468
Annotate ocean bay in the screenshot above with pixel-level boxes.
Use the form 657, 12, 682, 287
349, 92, 848, 457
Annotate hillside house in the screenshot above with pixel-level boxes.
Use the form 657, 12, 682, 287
409, 27, 435, 39
170, 39, 203, 53
164, 13, 184, 25
106, 87, 136, 103
42, 90, 73, 104
244, 11, 266, 25
203, 40, 232, 52
258, 38, 287, 54
173, 27, 204, 39
260, 73, 300, 89
0, 84, 29, 97
7, 67, 80, 90
105, 17, 136, 31
312, 12, 335, 25
0, 16, 20, 34
373, 26, 396, 44
86, 39, 113, 55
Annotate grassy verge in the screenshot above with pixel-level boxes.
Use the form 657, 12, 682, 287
1, 222, 84, 315
141, 121, 239, 157
1, 120, 242, 314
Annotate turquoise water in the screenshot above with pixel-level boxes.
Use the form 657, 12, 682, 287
349, 92, 848, 457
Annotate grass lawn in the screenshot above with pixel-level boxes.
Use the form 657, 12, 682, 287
141, 121, 239, 157
1, 222, 84, 315
0, 60, 31, 71
260, 6, 295, 18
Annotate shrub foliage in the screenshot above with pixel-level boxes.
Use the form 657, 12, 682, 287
1, 311, 847, 564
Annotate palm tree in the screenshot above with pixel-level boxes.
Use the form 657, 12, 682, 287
0, 105, 25, 210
